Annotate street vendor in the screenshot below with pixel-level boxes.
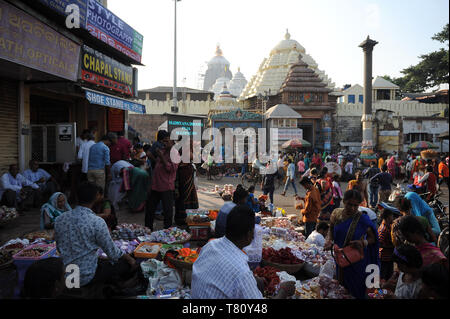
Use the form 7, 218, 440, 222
215, 185, 249, 238
54, 182, 137, 289
0, 164, 40, 212
191, 205, 295, 299
299, 177, 322, 237
23, 160, 59, 204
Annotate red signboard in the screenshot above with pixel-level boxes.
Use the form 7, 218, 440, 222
108, 108, 124, 132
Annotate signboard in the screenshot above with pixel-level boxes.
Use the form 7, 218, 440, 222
277, 128, 303, 141
58, 124, 73, 141
108, 108, 124, 132
168, 117, 204, 137
0, 0, 81, 81
35, 0, 143, 63
86, 0, 143, 63
81, 45, 134, 96
84, 88, 146, 114
37, 0, 87, 27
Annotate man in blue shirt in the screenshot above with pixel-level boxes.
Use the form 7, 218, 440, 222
215, 186, 249, 238
370, 164, 395, 204
23, 160, 59, 204
281, 159, 298, 197
87, 134, 113, 191
55, 182, 137, 291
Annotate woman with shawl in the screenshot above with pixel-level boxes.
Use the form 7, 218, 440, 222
324, 189, 380, 299
40, 192, 71, 230
404, 192, 441, 236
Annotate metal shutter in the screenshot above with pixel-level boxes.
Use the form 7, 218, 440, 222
0, 80, 18, 175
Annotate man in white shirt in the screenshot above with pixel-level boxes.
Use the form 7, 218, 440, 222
0, 164, 39, 211
79, 133, 96, 175
306, 222, 329, 247
23, 160, 59, 203
192, 205, 295, 299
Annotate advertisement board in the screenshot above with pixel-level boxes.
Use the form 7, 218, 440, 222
84, 88, 145, 114
81, 45, 134, 96
0, 0, 81, 81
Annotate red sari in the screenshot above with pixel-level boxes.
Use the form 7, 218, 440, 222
416, 243, 447, 267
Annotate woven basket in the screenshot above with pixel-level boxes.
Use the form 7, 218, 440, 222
261, 259, 305, 274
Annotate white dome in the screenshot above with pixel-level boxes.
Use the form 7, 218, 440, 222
212, 77, 231, 100
228, 67, 247, 98
271, 30, 305, 54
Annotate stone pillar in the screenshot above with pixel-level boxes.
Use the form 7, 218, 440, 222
359, 36, 378, 165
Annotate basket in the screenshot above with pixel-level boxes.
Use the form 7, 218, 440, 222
261, 259, 305, 274
23, 230, 54, 241
167, 256, 194, 271
133, 242, 162, 259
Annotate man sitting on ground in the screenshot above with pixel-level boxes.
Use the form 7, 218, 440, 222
191, 204, 295, 299
214, 185, 249, 238
0, 164, 39, 212
305, 222, 329, 247
23, 160, 59, 204
54, 182, 137, 290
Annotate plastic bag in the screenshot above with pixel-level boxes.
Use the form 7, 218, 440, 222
140, 259, 165, 279
319, 259, 336, 279
148, 264, 182, 293
243, 225, 263, 262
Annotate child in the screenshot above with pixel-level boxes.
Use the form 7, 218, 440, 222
383, 244, 423, 299
305, 221, 329, 247
378, 209, 395, 281
246, 185, 259, 213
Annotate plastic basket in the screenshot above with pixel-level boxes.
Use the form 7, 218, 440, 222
261, 259, 305, 274
133, 242, 162, 259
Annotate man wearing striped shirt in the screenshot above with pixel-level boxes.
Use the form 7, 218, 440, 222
191, 205, 295, 299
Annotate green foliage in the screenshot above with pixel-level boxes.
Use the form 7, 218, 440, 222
384, 24, 449, 93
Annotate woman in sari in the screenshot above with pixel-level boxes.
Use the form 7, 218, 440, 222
347, 170, 369, 207
316, 167, 334, 221
387, 156, 397, 180
397, 216, 447, 268
40, 192, 72, 230
93, 186, 118, 231
324, 189, 379, 299
108, 160, 134, 211
175, 144, 199, 226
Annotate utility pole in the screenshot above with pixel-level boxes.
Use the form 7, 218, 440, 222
172, 0, 181, 113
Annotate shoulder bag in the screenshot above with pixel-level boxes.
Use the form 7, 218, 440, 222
332, 212, 364, 268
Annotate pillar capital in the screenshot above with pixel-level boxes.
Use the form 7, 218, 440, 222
359, 36, 378, 51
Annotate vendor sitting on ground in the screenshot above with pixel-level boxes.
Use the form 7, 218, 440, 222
191, 204, 295, 299
40, 192, 72, 230
246, 185, 259, 213
0, 164, 40, 212
54, 182, 137, 290
214, 185, 249, 238
23, 160, 59, 204
305, 221, 329, 247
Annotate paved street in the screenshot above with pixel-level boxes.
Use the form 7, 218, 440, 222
1, 175, 448, 246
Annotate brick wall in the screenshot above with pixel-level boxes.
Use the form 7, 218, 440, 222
128, 114, 166, 143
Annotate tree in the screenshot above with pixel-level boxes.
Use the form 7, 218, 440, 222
384, 24, 449, 93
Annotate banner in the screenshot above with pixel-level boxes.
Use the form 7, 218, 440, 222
37, 0, 87, 27
84, 88, 145, 114
81, 45, 134, 96
0, 0, 81, 81
35, 0, 143, 64
277, 128, 303, 141
86, 0, 143, 63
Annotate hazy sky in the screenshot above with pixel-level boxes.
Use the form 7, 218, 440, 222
108, 0, 449, 91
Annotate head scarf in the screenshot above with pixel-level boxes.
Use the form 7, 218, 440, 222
40, 192, 72, 230
404, 192, 432, 217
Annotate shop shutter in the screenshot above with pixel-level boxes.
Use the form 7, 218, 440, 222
0, 79, 18, 175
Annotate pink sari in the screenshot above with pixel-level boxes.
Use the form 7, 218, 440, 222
387, 157, 396, 179
416, 243, 447, 267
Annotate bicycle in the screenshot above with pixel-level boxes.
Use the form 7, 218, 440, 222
241, 171, 263, 189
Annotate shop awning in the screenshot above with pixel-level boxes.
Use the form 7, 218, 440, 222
83, 88, 146, 114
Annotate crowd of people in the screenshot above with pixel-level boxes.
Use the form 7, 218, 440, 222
1, 131, 449, 299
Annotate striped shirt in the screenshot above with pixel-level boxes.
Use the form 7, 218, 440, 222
378, 220, 394, 262
191, 236, 263, 299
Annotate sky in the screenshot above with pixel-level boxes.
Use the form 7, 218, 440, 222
107, 0, 449, 91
